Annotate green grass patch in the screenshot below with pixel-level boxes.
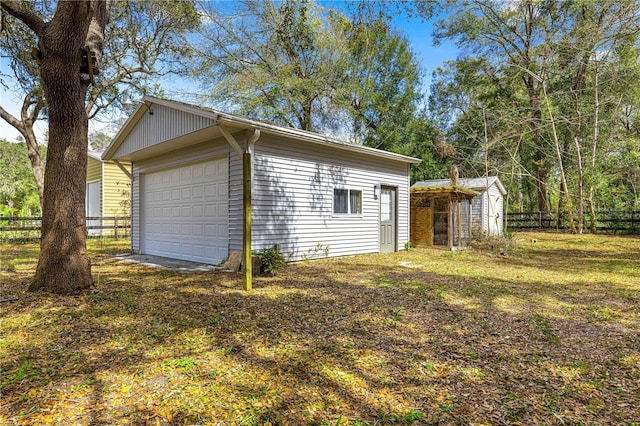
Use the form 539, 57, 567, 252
1, 233, 639, 424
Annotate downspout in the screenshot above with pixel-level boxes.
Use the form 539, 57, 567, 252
243, 129, 260, 291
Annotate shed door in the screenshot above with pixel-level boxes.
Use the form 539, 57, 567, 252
414, 207, 433, 246
86, 181, 101, 236
141, 158, 228, 264
488, 193, 501, 235
379, 187, 397, 253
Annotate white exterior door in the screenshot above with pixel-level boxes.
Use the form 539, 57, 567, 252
86, 180, 101, 236
141, 158, 228, 264
379, 187, 397, 253
487, 193, 502, 235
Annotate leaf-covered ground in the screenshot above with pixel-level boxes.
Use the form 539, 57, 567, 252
1, 233, 639, 425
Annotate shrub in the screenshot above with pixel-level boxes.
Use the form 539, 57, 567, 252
254, 245, 286, 276
470, 232, 516, 252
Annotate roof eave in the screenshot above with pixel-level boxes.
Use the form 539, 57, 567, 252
411, 185, 480, 197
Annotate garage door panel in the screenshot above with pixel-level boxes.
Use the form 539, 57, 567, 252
192, 185, 204, 199
142, 158, 228, 264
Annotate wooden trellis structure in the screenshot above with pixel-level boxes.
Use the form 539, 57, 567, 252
410, 185, 479, 249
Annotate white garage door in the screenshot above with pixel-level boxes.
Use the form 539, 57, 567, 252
141, 158, 228, 264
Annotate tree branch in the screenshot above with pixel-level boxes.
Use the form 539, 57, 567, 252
19, 86, 43, 125
85, 66, 145, 114
0, 0, 45, 36
0, 104, 24, 133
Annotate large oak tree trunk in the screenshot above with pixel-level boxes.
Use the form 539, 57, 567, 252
29, 73, 93, 293
23, 2, 107, 294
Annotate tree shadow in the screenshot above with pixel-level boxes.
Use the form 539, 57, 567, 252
2, 242, 639, 424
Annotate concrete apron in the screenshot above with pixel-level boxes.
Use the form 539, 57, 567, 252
114, 253, 219, 274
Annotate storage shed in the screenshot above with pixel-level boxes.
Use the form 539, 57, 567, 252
102, 97, 420, 267
410, 185, 478, 249
412, 176, 506, 236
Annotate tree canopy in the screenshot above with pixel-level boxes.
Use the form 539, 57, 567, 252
0, 0, 200, 210
196, 0, 451, 178
429, 0, 640, 224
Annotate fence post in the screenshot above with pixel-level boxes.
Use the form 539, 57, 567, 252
539, 211, 542, 230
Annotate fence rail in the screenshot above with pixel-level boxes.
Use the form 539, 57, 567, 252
505, 211, 640, 235
0, 216, 131, 240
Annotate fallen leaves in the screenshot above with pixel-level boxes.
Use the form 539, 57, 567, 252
0, 233, 639, 424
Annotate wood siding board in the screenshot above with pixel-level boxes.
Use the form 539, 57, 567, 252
487, 184, 504, 235
86, 156, 102, 182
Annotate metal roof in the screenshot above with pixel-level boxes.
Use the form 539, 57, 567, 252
412, 176, 506, 195
103, 96, 421, 164
410, 185, 479, 198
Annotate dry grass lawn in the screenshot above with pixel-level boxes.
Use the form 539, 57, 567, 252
1, 232, 639, 425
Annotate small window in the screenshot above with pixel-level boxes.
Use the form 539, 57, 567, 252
334, 188, 362, 215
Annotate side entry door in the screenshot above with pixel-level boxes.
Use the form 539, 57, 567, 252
379, 186, 397, 253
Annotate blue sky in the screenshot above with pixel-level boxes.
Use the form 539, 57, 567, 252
0, 3, 458, 143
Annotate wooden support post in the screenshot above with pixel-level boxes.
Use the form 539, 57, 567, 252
468, 199, 473, 244
457, 199, 462, 247
243, 152, 252, 291
113, 159, 133, 180
448, 196, 453, 249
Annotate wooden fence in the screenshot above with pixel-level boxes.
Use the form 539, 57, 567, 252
505, 211, 640, 235
0, 216, 131, 241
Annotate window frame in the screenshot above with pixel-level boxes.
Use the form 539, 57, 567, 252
333, 188, 362, 216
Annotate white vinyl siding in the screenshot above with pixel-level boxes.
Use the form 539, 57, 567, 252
114, 103, 216, 158
252, 135, 410, 260
471, 195, 484, 235
228, 149, 244, 253
113, 98, 417, 265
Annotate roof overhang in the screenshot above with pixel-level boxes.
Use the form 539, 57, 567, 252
87, 150, 103, 161
411, 185, 480, 199
102, 96, 421, 165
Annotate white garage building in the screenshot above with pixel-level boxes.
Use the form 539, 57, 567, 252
102, 97, 419, 265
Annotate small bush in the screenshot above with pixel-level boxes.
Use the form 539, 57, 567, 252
471, 232, 516, 252
254, 245, 286, 276
302, 242, 330, 260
